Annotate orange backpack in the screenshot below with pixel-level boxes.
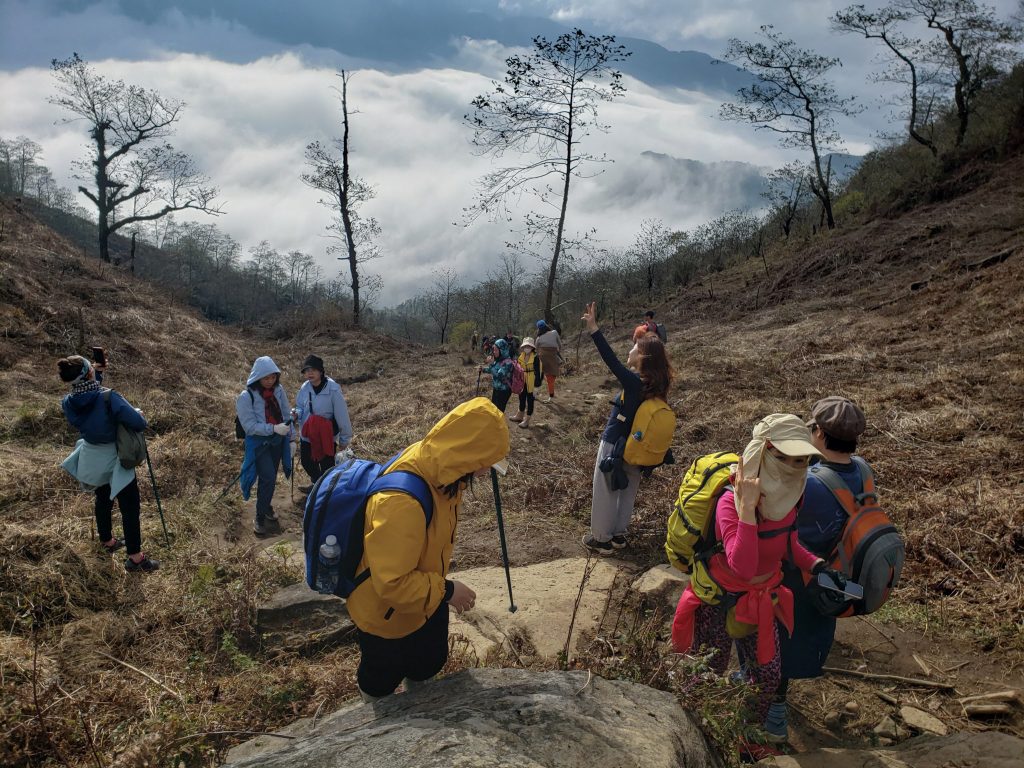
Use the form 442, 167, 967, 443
806, 457, 904, 617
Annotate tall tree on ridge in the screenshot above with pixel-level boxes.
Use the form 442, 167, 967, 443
467, 29, 630, 322
720, 26, 861, 230
50, 54, 220, 263
302, 70, 380, 328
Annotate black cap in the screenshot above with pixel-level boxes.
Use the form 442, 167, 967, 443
300, 354, 325, 374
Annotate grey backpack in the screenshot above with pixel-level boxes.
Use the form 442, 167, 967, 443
103, 389, 147, 469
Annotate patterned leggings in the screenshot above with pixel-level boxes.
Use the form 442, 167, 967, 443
693, 602, 782, 723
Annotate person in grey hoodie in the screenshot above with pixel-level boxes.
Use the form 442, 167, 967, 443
236, 356, 292, 536
58, 354, 159, 572
292, 354, 353, 492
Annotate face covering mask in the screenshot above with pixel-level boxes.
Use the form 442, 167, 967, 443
756, 450, 807, 521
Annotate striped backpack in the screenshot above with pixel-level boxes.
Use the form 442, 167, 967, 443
806, 457, 904, 616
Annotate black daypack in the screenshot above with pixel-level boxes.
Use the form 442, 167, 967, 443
235, 389, 253, 439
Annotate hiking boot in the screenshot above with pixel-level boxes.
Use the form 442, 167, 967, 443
581, 534, 615, 556
253, 518, 270, 537
124, 554, 160, 573
763, 701, 789, 743
518, 415, 531, 429
610, 534, 628, 549
101, 537, 125, 553
510, 412, 524, 423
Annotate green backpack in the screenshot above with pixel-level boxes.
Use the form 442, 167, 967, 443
103, 389, 147, 469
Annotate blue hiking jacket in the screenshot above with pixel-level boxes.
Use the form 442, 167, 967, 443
62, 381, 147, 445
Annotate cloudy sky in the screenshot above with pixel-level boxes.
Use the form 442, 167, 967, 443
1, 0, 1020, 304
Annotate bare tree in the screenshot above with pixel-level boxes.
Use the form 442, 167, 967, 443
896, 0, 1022, 147
467, 29, 630, 322
302, 70, 380, 328
426, 267, 459, 345
492, 251, 526, 333
628, 218, 671, 300
720, 26, 861, 229
763, 161, 810, 237
50, 54, 220, 263
833, 4, 941, 156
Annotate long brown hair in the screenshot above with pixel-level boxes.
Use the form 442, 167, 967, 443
636, 334, 672, 400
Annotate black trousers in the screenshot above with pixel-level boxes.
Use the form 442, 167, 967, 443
95, 479, 142, 556
356, 603, 450, 696
491, 387, 512, 413
518, 391, 535, 415
300, 440, 335, 484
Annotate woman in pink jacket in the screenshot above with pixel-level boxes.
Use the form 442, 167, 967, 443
672, 414, 842, 755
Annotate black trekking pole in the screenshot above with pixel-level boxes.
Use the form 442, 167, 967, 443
214, 441, 268, 505
475, 369, 483, 397
490, 467, 517, 613
144, 448, 171, 547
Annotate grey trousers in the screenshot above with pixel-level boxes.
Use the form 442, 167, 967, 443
590, 440, 642, 541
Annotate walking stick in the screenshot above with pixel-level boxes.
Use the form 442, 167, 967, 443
475, 369, 483, 397
144, 448, 171, 547
490, 467, 517, 613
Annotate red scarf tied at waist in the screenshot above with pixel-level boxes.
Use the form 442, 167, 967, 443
301, 414, 335, 462
671, 566, 795, 666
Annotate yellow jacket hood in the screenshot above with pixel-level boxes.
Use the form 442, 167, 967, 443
405, 397, 509, 487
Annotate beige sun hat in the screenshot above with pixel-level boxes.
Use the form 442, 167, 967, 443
520, 337, 536, 349
753, 413, 822, 456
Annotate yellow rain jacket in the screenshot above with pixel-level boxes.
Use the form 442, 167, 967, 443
346, 397, 510, 638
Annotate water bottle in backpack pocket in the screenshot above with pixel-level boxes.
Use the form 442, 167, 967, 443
316, 535, 341, 595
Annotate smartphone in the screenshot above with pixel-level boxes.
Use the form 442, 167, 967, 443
817, 571, 865, 600
91, 346, 106, 365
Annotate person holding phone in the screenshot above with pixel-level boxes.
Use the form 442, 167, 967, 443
670, 414, 840, 759
58, 353, 159, 572
768, 397, 869, 744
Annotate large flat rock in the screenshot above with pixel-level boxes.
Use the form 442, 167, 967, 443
223, 668, 718, 768
256, 582, 354, 656
448, 557, 619, 661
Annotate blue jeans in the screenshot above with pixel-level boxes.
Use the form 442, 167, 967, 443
254, 435, 284, 519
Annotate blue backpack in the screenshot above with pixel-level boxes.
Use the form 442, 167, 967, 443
302, 455, 433, 597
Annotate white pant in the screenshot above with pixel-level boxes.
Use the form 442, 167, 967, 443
590, 440, 642, 541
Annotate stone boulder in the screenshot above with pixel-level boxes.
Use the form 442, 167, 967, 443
255, 582, 354, 656
223, 668, 718, 768
757, 731, 1024, 768
631, 564, 689, 609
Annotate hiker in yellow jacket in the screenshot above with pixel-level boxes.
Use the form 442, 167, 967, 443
346, 397, 510, 700
510, 337, 543, 429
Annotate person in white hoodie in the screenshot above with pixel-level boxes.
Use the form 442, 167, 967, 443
292, 354, 353, 492
236, 356, 292, 536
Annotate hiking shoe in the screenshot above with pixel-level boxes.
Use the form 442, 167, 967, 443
253, 518, 269, 537
610, 535, 628, 549
509, 413, 523, 423
763, 702, 789, 743
581, 534, 615, 555
101, 537, 125, 553
124, 555, 160, 573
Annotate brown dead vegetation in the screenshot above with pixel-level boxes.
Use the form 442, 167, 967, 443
0, 150, 1022, 766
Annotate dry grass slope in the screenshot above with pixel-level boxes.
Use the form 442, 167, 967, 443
0, 149, 1022, 766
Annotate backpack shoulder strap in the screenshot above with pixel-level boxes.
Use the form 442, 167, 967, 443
808, 465, 858, 516
102, 388, 117, 421
371, 456, 434, 525
850, 456, 877, 501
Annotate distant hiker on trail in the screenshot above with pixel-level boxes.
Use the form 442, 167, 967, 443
479, 338, 515, 413
510, 337, 542, 429
348, 397, 510, 702
670, 414, 840, 759
480, 334, 492, 355
236, 356, 292, 537
292, 354, 353, 494
534, 319, 562, 401
58, 354, 159, 573
580, 302, 673, 555
470, 330, 479, 352
633, 309, 666, 343
770, 397, 871, 744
